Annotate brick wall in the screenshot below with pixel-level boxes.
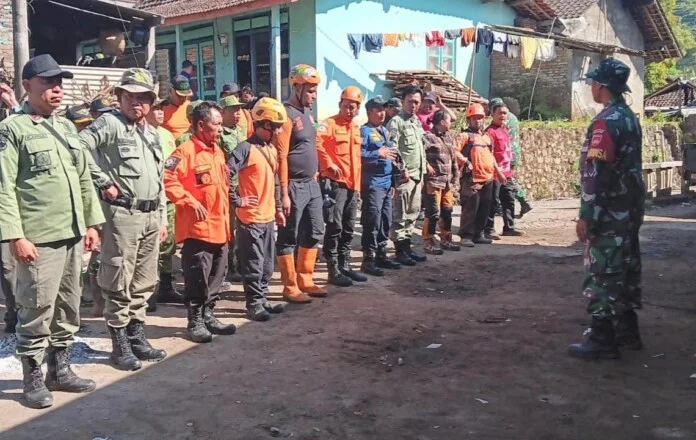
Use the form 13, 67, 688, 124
489, 47, 572, 119
0, 0, 12, 85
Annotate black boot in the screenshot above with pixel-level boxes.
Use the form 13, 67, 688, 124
327, 258, 353, 287
406, 240, 427, 263
45, 348, 96, 393
394, 241, 416, 267
146, 294, 157, 313
247, 303, 271, 322
21, 357, 53, 409
157, 273, 184, 304
203, 303, 237, 335
187, 304, 213, 343
339, 254, 368, 282
568, 319, 621, 360
361, 252, 384, 277
263, 301, 285, 314
126, 320, 167, 361
616, 310, 643, 350
375, 247, 401, 270
518, 198, 533, 218
4, 311, 16, 333
108, 326, 143, 371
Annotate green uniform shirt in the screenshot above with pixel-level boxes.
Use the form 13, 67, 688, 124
220, 125, 246, 188
158, 126, 177, 158
0, 103, 105, 244
386, 112, 426, 181
79, 112, 166, 225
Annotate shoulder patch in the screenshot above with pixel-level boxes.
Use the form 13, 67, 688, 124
317, 123, 328, 133
164, 156, 181, 171
89, 116, 108, 133
0, 128, 9, 151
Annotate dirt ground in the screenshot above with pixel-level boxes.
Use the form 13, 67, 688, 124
1, 199, 696, 440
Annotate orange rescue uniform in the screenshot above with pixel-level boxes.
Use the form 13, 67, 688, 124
163, 135, 230, 245
316, 115, 362, 191
162, 101, 191, 140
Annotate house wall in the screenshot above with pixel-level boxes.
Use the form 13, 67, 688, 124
313, 0, 516, 120
0, 0, 13, 81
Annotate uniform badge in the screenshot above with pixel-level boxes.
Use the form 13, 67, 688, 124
0, 129, 9, 152
89, 117, 107, 133
164, 156, 181, 171
195, 171, 212, 185
318, 124, 328, 133
35, 152, 51, 167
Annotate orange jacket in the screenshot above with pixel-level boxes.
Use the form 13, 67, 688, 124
316, 115, 362, 191
163, 135, 230, 244
162, 101, 191, 141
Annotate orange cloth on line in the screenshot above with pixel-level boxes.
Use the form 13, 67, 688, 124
162, 101, 191, 140
164, 135, 230, 245
316, 115, 362, 191
460, 28, 477, 47
384, 33, 400, 47
275, 117, 294, 187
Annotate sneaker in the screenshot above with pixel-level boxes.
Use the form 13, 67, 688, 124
484, 232, 502, 241
502, 229, 525, 237
473, 236, 493, 245
440, 239, 461, 252
423, 238, 444, 255
459, 238, 475, 248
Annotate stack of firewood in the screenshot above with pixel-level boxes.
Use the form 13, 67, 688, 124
384, 70, 487, 108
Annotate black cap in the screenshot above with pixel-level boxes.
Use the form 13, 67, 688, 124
66, 105, 92, 123
171, 74, 193, 97
423, 91, 438, 103
365, 96, 388, 111
22, 54, 74, 80
386, 97, 402, 109
89, 97, 113, 114
220, 83, 240, 96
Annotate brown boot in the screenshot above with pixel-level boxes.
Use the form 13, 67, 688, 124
277, 254, 312, 303
297, 247, 328, 298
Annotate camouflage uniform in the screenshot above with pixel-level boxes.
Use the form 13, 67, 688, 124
570, 58, 645, 359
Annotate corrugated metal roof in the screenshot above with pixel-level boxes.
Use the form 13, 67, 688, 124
60, 65, 128, 108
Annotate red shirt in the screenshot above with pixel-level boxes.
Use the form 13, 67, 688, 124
486, 124, 513, 178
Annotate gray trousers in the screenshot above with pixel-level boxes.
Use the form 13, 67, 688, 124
15, 237, 83, 363
1, 242, 17, 326
390, 178, 422, 244
237, 221, 274, 309
98, 205, 160, 328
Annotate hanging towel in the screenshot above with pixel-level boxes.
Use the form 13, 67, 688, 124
535, 39, 557, 61
476, 28, 494, 56
364, 34, 384, 53
408, 32, 426, 47
520, 36, 538, 69
397, 33, 407, 42
460, 27, 477, 47
426, 31, 446, 47
444, 29, 460, 40
491, 31, 507, 53
384, 33, 400, 47
506, 35, 521, 59
347, 34, 364, 59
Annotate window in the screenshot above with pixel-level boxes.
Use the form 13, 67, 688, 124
427, 40, 456, 75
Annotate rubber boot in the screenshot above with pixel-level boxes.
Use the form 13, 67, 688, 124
90, 272, 105, 318
45, 348, 96, 393
518, 198, 533, 218
394, 241, 416, 267
187, 304, 213, 343
406, 240, 427, 263
277, 253, 312, 303
327, 257, 352, 287
157, 272, 184, 304
126, 320, 167, 362
297, 247, 328, 298
247, 303, 271, 322
616, 310, 643, 350
361, 251, 384, 277
108, 326, 143, 370
375, 247, 401, 270
339, 254, 367, 282
21, 357, 53, 409
203, 302, 237, 335
568, 319, 621, 360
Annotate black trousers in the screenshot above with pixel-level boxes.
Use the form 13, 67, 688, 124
486, 180, 516, 234
276, 179, 324, 256
360, 185, 392, 253
459, 179, 494, 239
181, 239, 229, 307
323, 180, 358, 261
237, 221, 275, 309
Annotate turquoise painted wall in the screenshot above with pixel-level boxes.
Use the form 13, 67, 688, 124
314, 0, 516, 119
288, 0, 317, 70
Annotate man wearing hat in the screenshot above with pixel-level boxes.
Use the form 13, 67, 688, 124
80, 68, 168, 371
416, 91, 456, 133
180, 60, 198, 100
89, 97, 115, 119
66, 104, 93, 132
0, 54, 104, 408
568, 58, 645, 360
384, 97, 401, 127
221, 83, 254, 138
162, 74, 193, 141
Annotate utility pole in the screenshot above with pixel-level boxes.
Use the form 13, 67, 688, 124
12, 0, 30, 98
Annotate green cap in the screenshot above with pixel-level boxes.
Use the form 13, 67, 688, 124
220, 95, 245, 108
115, 68, 157, 100
586, 58, 632, 94
186, 100, 204, 117
172, 74, 193, 97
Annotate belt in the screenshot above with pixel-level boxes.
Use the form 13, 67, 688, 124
106, 196, 159, 213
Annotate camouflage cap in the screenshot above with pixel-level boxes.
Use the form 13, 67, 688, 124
116, 68, 157, 100
220, 95, 245, 108
186, 100, 204, 117
586, 58, 631, 94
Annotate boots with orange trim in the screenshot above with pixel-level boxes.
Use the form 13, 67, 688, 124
297, 247, 328, 298
277, 254, 312, 303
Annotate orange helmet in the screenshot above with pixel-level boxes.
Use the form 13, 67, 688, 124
466, 103, 486, 118
340, 86, 363, 104
251, 97, 288, 124
289, 64, 321, 87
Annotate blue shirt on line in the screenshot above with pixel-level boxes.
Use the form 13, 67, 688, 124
361, 123, 394, 189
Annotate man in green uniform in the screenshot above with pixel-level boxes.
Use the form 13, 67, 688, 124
568, 58, 645, 360
220, 95, 247, 283
498, 97, 533, 217
80, 69, 168, 371
386, 85, 428, 266
0, 55, 104, 408
146, 98, 184, 309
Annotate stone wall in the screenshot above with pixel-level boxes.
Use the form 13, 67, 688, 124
0, 0, 12, 80
516, 124, 680, 200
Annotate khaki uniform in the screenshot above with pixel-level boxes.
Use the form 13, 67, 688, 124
79, 112, 166, 328
0, 103, 104, 363
158, 126, 177, 275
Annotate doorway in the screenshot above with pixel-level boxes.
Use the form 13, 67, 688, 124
184, 39, 217, 101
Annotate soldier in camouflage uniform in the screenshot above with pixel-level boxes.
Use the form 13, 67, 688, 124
499, 97, 533, 217
568, 58, 645, 360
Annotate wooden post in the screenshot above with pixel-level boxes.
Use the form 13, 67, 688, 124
12, 0, 30, 98
175, 24, 182, 75
270, 5, 282, 100
146, 27, 156, 73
